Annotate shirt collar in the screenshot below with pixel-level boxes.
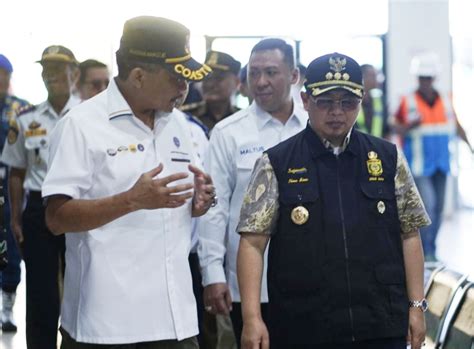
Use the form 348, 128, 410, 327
305, 124, 357, 158
107, 78, 134, 119
106, 78, 172, 132
252, 98, 307, 131
321, 127, 353, 155
37, 94, 81, 118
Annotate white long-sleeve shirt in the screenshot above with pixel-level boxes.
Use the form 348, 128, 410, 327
197, 101, 307, 302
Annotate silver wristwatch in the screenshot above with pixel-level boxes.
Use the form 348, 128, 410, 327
409, 298, 428, 312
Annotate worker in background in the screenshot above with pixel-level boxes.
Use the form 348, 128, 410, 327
188, 51, 241, 132
1, 45, 81, 348
77, 59, 110, 100
355, 64, 389, 138
392, 51, 472, 262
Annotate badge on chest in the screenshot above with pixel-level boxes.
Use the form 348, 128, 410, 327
291, 205, 309, 225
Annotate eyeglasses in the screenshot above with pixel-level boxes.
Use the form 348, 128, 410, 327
85, 79, 109, 90
310, 96, 361, 111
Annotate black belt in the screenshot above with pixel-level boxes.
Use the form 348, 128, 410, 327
28, 191, 42, 201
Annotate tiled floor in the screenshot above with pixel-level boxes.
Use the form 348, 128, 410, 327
1, 207, 473, 348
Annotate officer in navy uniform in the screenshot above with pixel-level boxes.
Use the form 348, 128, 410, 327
236, 53, 430, 349
183, 50, 241, 131
0, 53, 31, 332
1, 45, 80, 348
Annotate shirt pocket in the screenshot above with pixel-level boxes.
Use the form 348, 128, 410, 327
24, 133, 49, 165
279, 185, 320, 233
273, 187, 322, 296
236, 142, 265, 171
236, 153, 261, 172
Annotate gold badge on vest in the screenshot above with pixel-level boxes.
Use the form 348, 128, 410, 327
291, 206, 309, 225
367, 151, 384, 182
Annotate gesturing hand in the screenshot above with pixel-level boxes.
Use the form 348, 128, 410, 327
189, 164, 216, 217
127, 164, 194, 211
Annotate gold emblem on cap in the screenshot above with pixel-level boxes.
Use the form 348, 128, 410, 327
326, 56, 350, 82
377, 201, 386, 214
367, 151, 383, 176
48, 46, 60, 54
329, 56, 347, 73
291, 206, 309, 225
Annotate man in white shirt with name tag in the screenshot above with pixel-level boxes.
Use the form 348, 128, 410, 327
197, 38, 308, 347
42, 16, 215, 348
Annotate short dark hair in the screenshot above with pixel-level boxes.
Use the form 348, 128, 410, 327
116, 52, 161, 80
250, 38, 295, 70
79, 59, 107, 84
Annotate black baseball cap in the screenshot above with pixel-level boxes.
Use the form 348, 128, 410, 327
116, 16, 211, 82
304, 53, 364, 98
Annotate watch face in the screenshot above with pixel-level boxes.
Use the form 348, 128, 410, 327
421, 299, 428, 312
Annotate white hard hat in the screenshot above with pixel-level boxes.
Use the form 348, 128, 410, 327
410, 52, 442, 77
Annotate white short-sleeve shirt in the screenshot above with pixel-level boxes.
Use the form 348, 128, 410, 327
42, 79, 199, 344
1, 96, 80, 190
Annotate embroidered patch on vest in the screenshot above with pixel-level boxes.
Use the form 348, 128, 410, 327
367, 151, 384, 181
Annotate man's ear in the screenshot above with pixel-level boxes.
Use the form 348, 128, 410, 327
301, 91, 310, 112
290, 68, 299, 85
129, 67, 145, 89
70, 65, 80, 86
232, 75, 240, 91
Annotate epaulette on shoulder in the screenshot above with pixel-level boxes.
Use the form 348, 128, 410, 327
16, 104, 36, 117
185, 112, 210, 139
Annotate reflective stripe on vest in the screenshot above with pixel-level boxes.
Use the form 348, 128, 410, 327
405, 93, 455, 176
356, 93, 384, 137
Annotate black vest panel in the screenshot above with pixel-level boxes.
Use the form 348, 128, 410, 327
266, 126, 408, 347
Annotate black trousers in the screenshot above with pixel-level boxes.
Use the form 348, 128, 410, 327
23, 191, 65, 349
270, 336, 406, 349
328, 337, 406, 349
230, 302, 269, 349
189, 253, 205, 347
